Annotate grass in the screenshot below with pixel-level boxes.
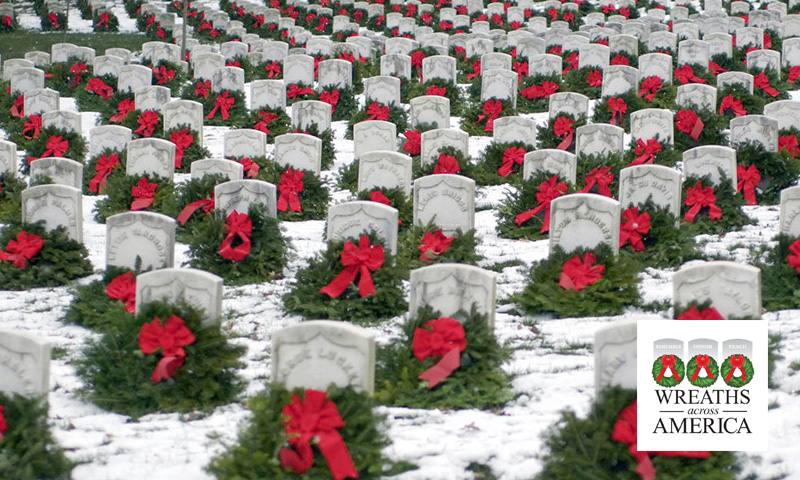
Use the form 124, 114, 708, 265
0, 32, 149, 60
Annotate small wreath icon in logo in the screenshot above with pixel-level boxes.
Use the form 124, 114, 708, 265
652, 354, 684, 387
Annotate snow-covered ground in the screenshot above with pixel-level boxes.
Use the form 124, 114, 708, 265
2, 1, 800, 479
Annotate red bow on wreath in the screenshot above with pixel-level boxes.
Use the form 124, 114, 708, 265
559, 253, 604, 291
418, 229, 454, 261
553, 116, 575, 151
433, 152, 460, 174
0, 231, 43, 269
279, 390, 359, 480
177, 196, 214, 225
611, 55, 629, 66
207, 91, 235, 120
89, 153, 121, 193
277, 167, 304, 213
320, 90, 339, 113
655, 354, 681, 382
402, 130, 421, 155
563, 53, 579, 74
238, 158, 260, 178
708, 62, 728, 76
520, 80, 559, 99
366, 102, 389, 121
106, 272, 136, 314
2, 15, 12, 27
513, 61, 528, 82
131, 177, 157, 211
467, 60, 481, 80
135, 110, 159, 137
23, 114, 42, 139
87, 78, 114, 99
607, 97, 627, 126
320, 235, 384, 298
586, 70, 603, 87
725, 355, 748, 382
684, 181, 721, 223
719, 94, 746, 117
475, 100, 502, 132
28, 135, 69, 164
138, 315, 196, 383
154, 65, 175, 85
754, 72, 779, 97
788, 66, 800, 84
498, 146, 525, 177
780, 135, 800, 158
630, 139, 662, 166
638, 75, 664, 102
514, 175, 567, 232
219, 210, 252, 262
426, 85, 446, 96
48, 13, 59, 28
412, 317, 467, 388
787, 240, 800, 274
170, 129, 194, 169
410, 51, 426, 81
580, 166, 614, 197
675, 110, 704, 141
674, 65, 705, 85
314, 16, 330, 31
612, 401, 711, 480
677, 306, 725, 320
253, 111, 278, 135
287, 84, 314, 99
619, 207, 651, 252
96, 12, 110, 28
265, 61, 281, 78
110, 98, 135, 124
195, 80, 211, 99
10, 95, 23, 118
736, 164, 761, 206
69, 62, 88, 87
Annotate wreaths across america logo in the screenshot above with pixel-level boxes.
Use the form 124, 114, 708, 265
637, 321, 767, 451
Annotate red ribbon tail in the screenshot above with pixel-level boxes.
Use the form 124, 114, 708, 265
152, 355, 185, 382
131, 197, 155, 211
177, 200, 210, 225
690, 118, 704, 141
684, 204, 702, 223
89, 171, 110, 193
418, 347, 461, 389
357, 265, 376, 297
635, 454, 656, 480
514, 203, 545, 227
320, 266, 359, 298
318, 431, 359, 480
219, 232, 251, 262
556, 132, 573, 151
498, 160, 514, 178
744, 183, 757, 205
709, 204, 722, 221
289, 193, 302, 212
280, 441, 314, 475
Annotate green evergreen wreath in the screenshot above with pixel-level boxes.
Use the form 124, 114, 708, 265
83, 148, 127, 195
512, 244, 642, 319
174, 173, 228, 243
74, 300, 246, 419
496, 172, 575, 241
396, 223, 482, 271
0, 171, 25, 224
62, 266, 135, 331
756, 234, 800, 311
282, 232, 407, 325
536, 113, 586, 152
576, 152, 624, 198
93, 173, 179, 223
200, 90, 250, 128
120, 109, 163, 139
562, 67, 603, 99
652, 354, 685, 387
98, 91, 135, 124
375, 306, 514, 410
749, 67, 791, 103
0, 221, 92, 290
285, 81, 317, 107
74, 73, 119, 114
716, 84, 766, 121
409, 79, 464, 116
0, 393, 74, 480
470, 141, 536, 186
687, 354, 719, 388
412, 146, 475, 181
680, 174, 753, 236
516, 74, 563, 113
258, 162, 330, 222
93, 10, 120, 32
673, 106, 728, 151
736, 141, 800, 205
23, 127, 87, 174
44, 59, 86, 95
621, 136, 681, 169
166, 125, 211, 173
461, 98, 516, 137
537, 386, 741, 480
323, 86, 358, 121
620, 201, 704, 270
721, 354, 754, 388
186, 203, 289, 286
207, 384, 411, 480
591, 90, 649, 132
247, 107, 291, 142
